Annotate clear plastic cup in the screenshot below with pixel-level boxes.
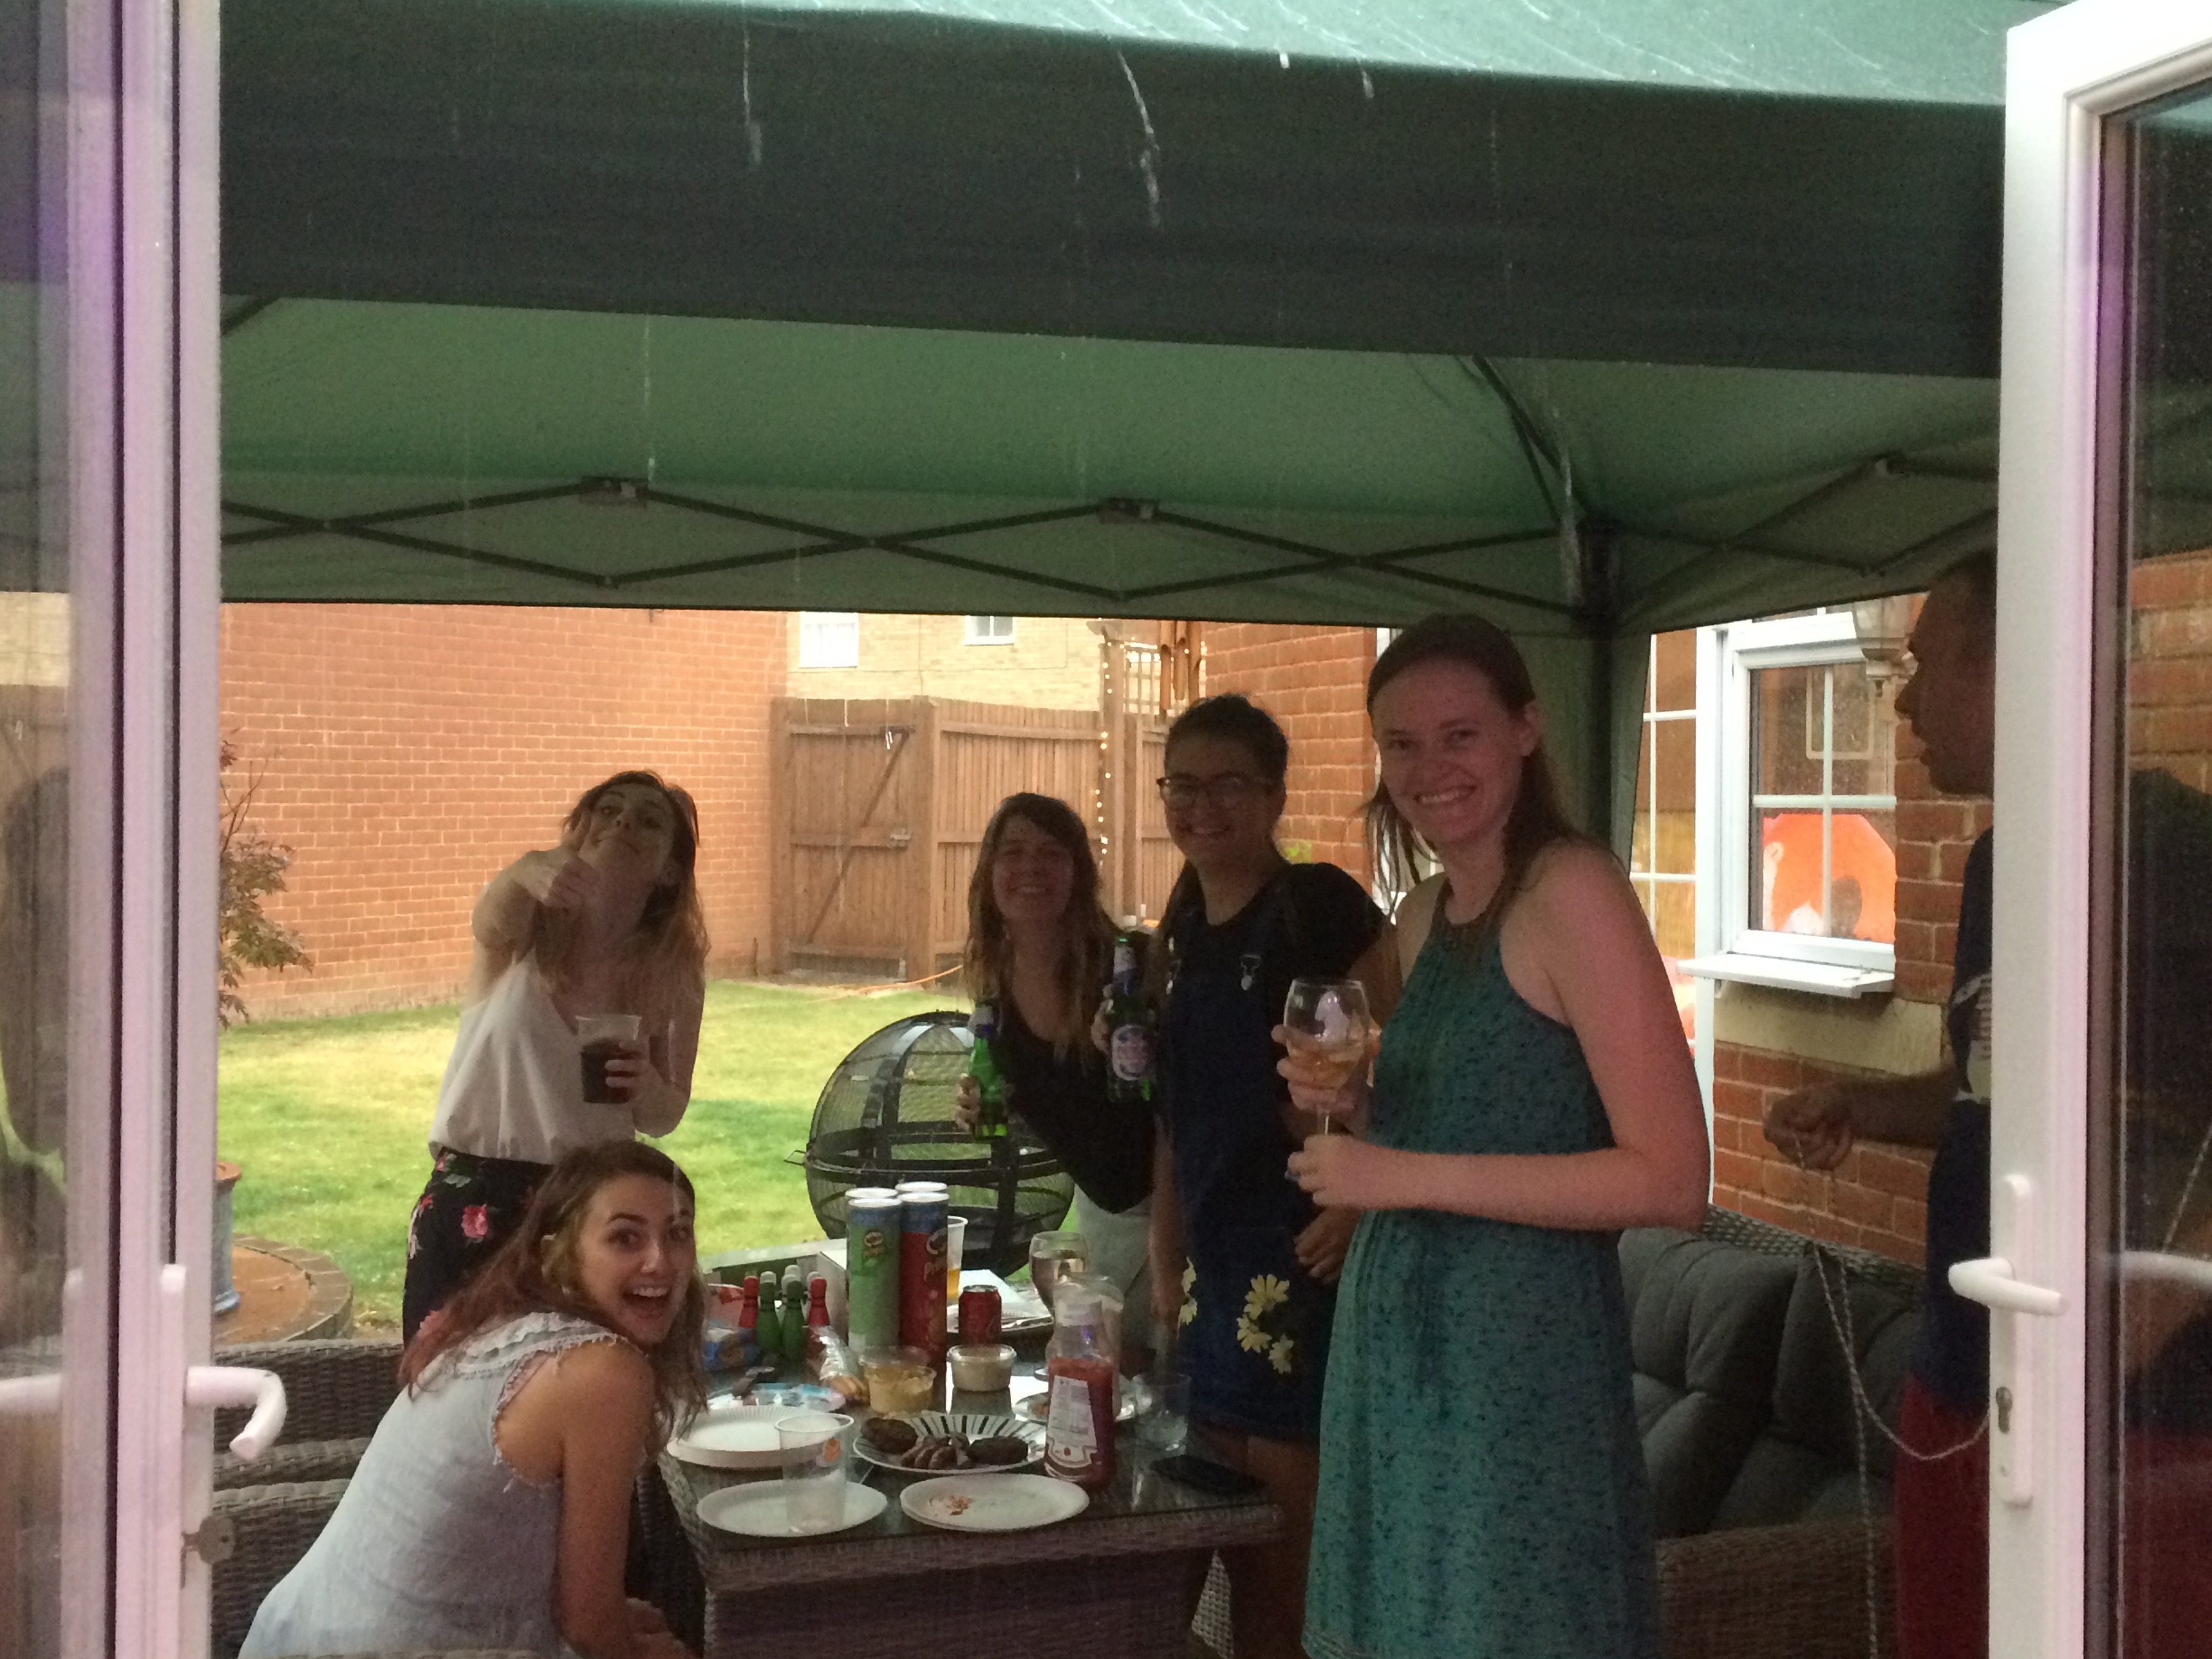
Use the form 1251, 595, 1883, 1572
1138, 1373, 1190, 1456
778, 1411, 853, 1534
945, 1215, 968, 1303
575, 1013, 642, 1103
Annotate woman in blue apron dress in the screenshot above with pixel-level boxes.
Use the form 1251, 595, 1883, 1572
1147, 693, 1394, 1659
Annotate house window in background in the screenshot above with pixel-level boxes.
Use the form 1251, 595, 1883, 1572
798, 611, 860, 668
964, 614, 1016, 644
1629, 632, 1699, 1041
1687, 611, 1900, 997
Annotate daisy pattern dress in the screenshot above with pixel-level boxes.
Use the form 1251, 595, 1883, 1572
1303, 918, 1662, 1659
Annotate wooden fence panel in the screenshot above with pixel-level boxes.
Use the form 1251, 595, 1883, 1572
775, 695, 1164, 980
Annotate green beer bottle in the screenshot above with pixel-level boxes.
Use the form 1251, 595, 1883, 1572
968, 1002, 1009, 1141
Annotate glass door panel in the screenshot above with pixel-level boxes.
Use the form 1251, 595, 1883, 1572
1, 0, 116, 1651
2094, 81, 2212, 1659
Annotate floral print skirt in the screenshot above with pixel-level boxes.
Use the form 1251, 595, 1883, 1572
400, 1146, 547, 1340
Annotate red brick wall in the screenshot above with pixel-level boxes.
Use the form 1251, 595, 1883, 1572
2129, 551, 2212, 787
219, 605, 782, 1018
1710, 1044, 1934, 1265
1202, 624, 1377, 880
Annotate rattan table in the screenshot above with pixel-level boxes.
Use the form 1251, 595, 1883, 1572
653, 1425, 1277, 1658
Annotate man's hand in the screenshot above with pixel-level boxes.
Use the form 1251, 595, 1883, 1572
1764, 1082, 1858, 1170
1293, 1206, 1360, 1284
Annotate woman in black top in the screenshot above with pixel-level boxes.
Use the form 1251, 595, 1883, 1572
956, 794, 1156, 1323
1149, 694, 1397, 1659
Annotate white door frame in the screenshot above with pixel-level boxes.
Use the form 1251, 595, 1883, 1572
1994, 5, 2212, 1657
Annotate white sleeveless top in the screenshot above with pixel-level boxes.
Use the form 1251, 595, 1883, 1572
428, 959, 635, 1165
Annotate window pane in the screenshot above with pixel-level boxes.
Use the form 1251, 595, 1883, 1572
1756, 808, 1897, 940
1652, 629, 1698, 713
1828, 661, 1897, 798
798, 611, 860, 668
1651, 720, 1696, 874
1753, 664, 1828, 797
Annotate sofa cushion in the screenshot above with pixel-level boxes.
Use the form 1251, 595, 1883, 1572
1620, 1226, 1798, 1538
1711, 1248, 1919, 1531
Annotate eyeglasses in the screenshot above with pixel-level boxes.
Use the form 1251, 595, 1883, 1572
1156, 774, 1269, 808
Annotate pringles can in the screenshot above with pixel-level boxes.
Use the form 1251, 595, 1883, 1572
897, 1185, 949, 1361
844, 1187, 901, 1353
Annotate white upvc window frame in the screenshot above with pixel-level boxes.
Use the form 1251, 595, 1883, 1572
1685, 611, 1896, 998
964, 613, 1017, 645
796, 611, 861, 668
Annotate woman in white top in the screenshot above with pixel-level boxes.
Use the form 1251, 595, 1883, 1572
403, 771, 708, 1338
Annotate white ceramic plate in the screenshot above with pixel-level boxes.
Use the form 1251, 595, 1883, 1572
901, 1473, 1089, 1532
670, 1404, 806, 1471
697, 1480, 887, 1538
854, 1411, 1046, 1475
1012, 1377, 1146, 1425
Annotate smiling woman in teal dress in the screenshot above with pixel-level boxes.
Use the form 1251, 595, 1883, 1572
1284, 615, 1710, 1659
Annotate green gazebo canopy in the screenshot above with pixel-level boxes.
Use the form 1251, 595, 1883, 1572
217, 0, 2053, 832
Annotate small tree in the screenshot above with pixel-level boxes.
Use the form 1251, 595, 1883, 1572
218, 740, 310, 1025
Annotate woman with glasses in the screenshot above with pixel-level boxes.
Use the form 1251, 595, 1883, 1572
953, 794, 1155, 1324
1147, 694, 1397, 1659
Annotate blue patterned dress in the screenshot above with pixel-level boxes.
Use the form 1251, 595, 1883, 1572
1304, 920, 1661, 1659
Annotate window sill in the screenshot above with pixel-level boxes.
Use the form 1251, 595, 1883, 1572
1679, 953, 1894, 999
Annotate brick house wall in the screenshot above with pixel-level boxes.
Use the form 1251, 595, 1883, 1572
220, 605, 783, 1018
785, 613, 1104, 710
1201, 623, 1378, 880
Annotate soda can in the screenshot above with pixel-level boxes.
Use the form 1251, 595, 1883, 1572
844, 1187, 901, 1353
897, 1188, 949, 1361
958, 1284, 1003, 1345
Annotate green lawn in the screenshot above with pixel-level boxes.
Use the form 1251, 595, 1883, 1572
218, 979, 966, 1329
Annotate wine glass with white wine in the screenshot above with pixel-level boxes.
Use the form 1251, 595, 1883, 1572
1282, 977, 1374, 1134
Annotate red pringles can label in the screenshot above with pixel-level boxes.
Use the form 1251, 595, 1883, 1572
958, 1285, 1003, 1345
897, 1187, 948, 1361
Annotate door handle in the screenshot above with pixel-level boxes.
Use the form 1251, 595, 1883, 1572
1948, 1255, 2066, 1317
1946, 1176, 2064, 1507
186, 1364, 287, 1461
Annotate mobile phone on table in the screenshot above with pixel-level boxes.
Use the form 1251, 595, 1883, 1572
1151, 1454, 1263, 1496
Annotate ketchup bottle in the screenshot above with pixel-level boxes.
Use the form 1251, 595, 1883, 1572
1043, 1282, 1118, 1491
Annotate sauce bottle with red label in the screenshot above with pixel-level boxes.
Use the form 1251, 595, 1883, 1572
1043, 1282, 1118, 1491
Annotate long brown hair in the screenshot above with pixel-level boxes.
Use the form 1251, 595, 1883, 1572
401, 1141, 709, 1443
963, 794, 1113, 1054
1365, 614, 1588, 930
533, 771, 709, 1025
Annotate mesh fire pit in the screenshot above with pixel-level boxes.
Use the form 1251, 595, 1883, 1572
801, 1010, 1073, 1275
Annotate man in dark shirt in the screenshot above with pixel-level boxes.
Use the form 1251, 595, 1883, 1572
1764, 552, 1995, 1659
1769, 553, 2212, 1658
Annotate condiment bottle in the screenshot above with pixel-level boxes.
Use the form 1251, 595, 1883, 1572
755, 1272, 782, 1361
736, 1275, 761, 1366
1042, 1283, 1118, 1491
806, 1275, 831, 1330
779, 1263, 807, 1359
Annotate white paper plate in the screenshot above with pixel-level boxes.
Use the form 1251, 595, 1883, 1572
697, 1480, 887, 1538
854, 1411, 1046, 1475
670, 1404, 808, 1471
901, 1472, 1090, 1532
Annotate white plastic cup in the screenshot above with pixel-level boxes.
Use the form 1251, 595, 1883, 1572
778, 1411, 853, 1534
945, 1215, 968, 1303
